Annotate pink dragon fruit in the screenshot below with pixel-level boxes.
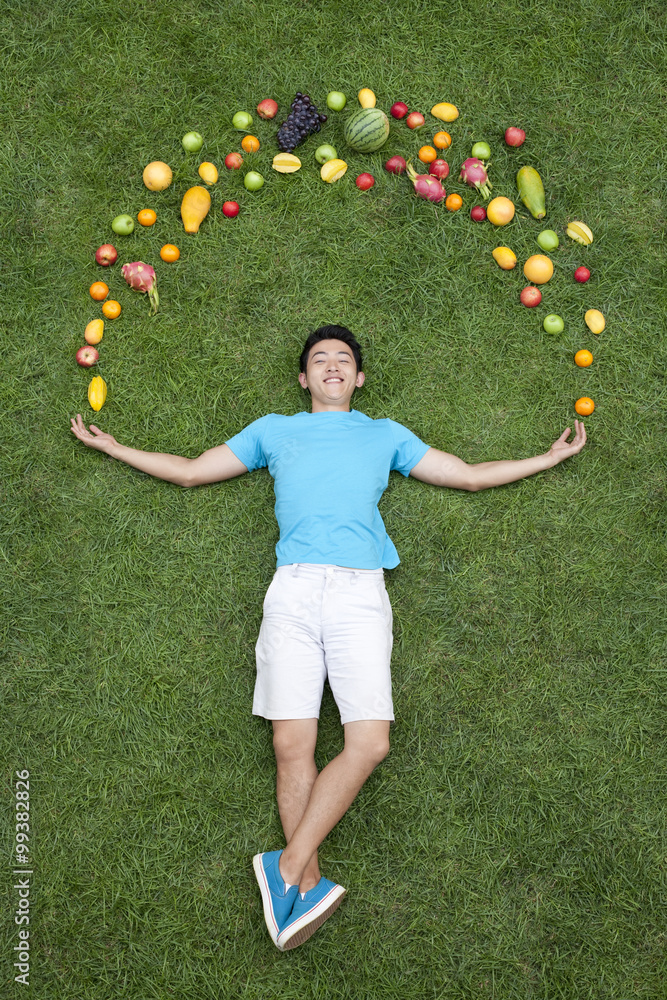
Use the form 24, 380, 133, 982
406, 162, 446, 203
459, 157, 492, 200
121, 261, 159, 314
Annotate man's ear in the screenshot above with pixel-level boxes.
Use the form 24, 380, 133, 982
355, 371, 365, 388
298, 372, 308, 390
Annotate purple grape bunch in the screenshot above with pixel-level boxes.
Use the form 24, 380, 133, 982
277, 93, 327, 152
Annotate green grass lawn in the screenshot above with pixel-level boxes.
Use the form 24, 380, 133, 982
2, 0, 666, 996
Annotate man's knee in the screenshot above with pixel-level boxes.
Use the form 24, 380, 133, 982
272, 719, 318, 765
344, 721, 391, 768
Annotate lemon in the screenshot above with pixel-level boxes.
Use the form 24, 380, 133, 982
492, 247, 517, 270
431, 102, 459, 122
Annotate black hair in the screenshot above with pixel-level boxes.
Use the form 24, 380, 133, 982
299, 325, 363, 375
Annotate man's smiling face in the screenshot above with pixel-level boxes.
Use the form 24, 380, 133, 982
298, 339, 365, 412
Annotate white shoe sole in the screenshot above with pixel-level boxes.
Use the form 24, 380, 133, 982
277, 884, 346, 951
253, 853, 281, 947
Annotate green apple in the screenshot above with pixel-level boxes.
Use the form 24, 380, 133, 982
232, 111, 253, 130
543, 314, 564, 334
315, 144, 338, 164
243, 170, 264, 191
537, 229, 559, 251
326, 91, 347, 111
182, 131, 203, 152
471, 141, 491, 159
111, 214, 134, 235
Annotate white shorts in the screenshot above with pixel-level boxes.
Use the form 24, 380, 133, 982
253, 564, 394, 724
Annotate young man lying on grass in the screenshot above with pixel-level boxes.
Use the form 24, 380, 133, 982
70, 323, 586, 951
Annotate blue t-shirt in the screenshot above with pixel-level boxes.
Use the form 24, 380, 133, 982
225, 410, 430, 569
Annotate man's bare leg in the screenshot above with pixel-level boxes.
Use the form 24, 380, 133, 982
278, 719, 390, 890
272, 719, 321, 892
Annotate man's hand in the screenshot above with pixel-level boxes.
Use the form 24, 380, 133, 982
411, 420, 588, 491
69, 414, 248, 485
70, 414, 118, 453
547, 420, 587, 463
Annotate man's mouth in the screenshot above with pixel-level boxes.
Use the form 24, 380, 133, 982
324, 377, 343, 383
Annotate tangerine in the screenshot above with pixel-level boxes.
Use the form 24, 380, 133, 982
523, 254, 554, 284
102, 299, 121, 319
574, 349, 593, 368
433, 131, 452, 150
418, 145, 437, 163
575, 397, 595, 416
445, 193, 463, 212
241, 135, 260, 153
137, 208, 157, 226
486, 196, 515, 226
160, 244, 180, 262
89, 281, 109, 301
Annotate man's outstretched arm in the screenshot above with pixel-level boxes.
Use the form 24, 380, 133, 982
69, 414, 248, 486
410, 420, 587, 491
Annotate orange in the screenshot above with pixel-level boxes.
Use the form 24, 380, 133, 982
433, 131, 451, 150
241, 135, 260, 153
89, 281, 109, 301
574, 349, 593, 368
418, 145, 437, 163
445, 193, 463, 212
137, 208, 157, 226
486, 196, 515, 226
575, 397, 595, 416
102, 299, 121, 319
523, 254, 554, 284
160, 244, 180, 262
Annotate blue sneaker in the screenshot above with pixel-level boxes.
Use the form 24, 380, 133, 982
253, 850, 298, 947
276, 877, 346, 951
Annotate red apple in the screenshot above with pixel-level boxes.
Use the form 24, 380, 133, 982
385, 155, 407, 174
428, 159, 449, 180
257, 98, 278, 120
355, 173, 375, 191
470, 205, 487, 222
225, 152, 243, 170
390, 101, 409, 119
222, 201, 240, 218
76, 345, 99, 367
574, 266, 591, 283
95, 244, 117, 266
520, 286, 542, 307
406, 112, 425, 129
504, 127, 526, 148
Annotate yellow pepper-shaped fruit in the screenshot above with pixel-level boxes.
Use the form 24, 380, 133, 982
197, 162, 218, 185
567, 220, 593, 245
88, 376, 107, 412
431, 102, 459, 122
358, 88, 376, 108
181, 185, 211, 233
584, 309, 605, 334
272, 152, 301, 173
320, 159, 348, 183
84, 319, 104, 345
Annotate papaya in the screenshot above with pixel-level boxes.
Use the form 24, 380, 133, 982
180, 185, 211, 233
516, 166, 546, 220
